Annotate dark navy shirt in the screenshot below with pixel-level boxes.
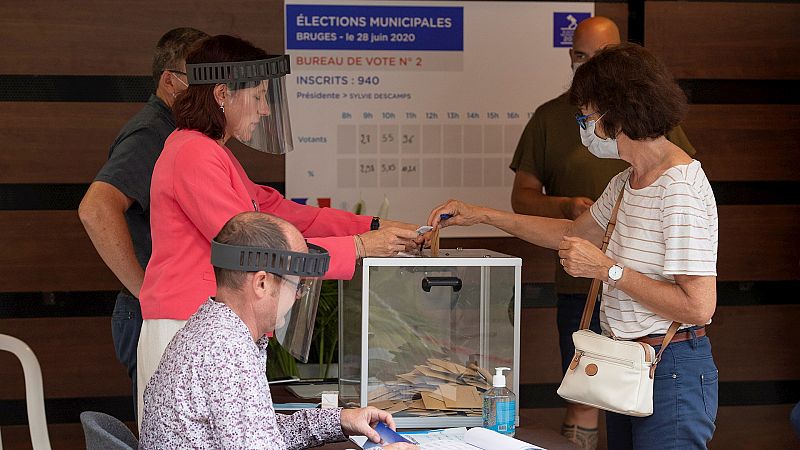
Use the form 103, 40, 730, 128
94, 95, 175, 271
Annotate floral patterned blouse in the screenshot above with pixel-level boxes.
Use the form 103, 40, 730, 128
139, 298, 346, 449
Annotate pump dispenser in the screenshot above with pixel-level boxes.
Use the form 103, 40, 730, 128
482, 367, 516, 436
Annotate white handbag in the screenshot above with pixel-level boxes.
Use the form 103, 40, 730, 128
556, 178, 680, 417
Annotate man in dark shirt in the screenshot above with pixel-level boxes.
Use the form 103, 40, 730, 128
78, 27, 208, 417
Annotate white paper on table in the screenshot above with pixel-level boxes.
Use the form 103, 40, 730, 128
350, 427, 545, 450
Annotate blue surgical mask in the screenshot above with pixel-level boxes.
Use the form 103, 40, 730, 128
580, 116, 620, 159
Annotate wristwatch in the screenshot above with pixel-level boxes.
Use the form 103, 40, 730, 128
370, 216, 381, 231
607, 263, 624, 287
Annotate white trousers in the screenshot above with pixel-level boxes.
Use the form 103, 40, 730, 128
136, 318, 186, 430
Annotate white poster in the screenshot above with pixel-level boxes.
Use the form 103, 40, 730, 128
285, 1, 594, 236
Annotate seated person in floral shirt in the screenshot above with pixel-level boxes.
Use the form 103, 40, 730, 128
139, 211, 417, 450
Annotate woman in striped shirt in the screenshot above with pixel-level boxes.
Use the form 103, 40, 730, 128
428, 43, 718, 449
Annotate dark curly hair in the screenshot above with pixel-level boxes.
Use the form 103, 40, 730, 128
173, 35, 269, 141
568, 42, 687, 140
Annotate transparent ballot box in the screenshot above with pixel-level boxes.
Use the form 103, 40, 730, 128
338, 249, 521, 428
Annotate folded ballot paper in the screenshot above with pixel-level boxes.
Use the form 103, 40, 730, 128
351, 426, 546, 450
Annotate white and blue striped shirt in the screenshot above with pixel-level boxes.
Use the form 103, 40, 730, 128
590, 161, 718, 339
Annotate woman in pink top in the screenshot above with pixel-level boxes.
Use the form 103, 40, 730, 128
136, 35, 420, 423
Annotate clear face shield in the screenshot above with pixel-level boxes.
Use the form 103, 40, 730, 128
187, 55, 294, 154
211, 241, 330, 362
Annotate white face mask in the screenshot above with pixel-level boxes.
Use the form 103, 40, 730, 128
580, 116, 620, 159
571, 61, 583, 75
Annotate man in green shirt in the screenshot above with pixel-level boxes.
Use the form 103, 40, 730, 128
509, 16, 695, 450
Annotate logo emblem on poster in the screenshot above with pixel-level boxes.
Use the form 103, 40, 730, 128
553, 12, 591, 48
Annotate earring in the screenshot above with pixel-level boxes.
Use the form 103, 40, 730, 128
219, 102, 224, 113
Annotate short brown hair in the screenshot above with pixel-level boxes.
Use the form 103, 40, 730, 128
213, 212, 289, 291
569, 42, 687, 140
151, 28, 209, 88
173, 35, 269, 140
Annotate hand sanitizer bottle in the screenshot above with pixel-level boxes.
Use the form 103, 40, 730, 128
482, 367, 516, 436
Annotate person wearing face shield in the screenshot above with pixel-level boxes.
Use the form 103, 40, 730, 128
136, 34, 423, 426
508, 17, 694, 449
430, 43, 719, 449
139, 212, 418, 450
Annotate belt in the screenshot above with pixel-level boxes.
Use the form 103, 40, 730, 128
636, 326, 706, 347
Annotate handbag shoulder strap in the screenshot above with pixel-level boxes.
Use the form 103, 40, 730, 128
578, 175, 627, 330
577, 173, 682, 363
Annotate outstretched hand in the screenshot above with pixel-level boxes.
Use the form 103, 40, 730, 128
427, 200, 484, 230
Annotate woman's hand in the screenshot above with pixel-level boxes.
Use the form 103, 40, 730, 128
558, 236, 614, 279
380, 219, 426, 251
359, 227, 420, 257
427, 200, 485, 229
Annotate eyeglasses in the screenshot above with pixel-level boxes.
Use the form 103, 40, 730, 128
275, 274, 312, 298
575, 111, 603, 130
166, 69, 187, 76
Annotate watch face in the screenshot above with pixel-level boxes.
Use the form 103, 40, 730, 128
609, 265, 624, 281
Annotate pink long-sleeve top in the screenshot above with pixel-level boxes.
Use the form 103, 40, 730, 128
140, 129, 371, 320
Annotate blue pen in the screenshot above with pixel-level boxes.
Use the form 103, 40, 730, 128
440, 213, 452, 220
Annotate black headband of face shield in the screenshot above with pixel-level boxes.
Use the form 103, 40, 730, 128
210, 241, 329, 277
186, 55, 291, 85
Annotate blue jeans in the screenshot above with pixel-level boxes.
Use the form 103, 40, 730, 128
606, 332, 718, 450
557, 293, 601, 373
111, 292, 142, 420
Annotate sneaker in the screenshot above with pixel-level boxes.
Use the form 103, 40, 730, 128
561, 423, 599, 450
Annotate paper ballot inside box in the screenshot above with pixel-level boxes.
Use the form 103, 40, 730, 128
339, 250, 522, 428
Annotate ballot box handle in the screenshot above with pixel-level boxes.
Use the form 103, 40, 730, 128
421, 276, 463, 292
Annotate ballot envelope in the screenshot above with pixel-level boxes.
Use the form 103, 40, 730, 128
338, 249, 521, 428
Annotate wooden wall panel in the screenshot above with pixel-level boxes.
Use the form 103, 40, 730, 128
645, 2, 800, 79
717, 205, 800, 281
0, 317, 129, 400
0, 423, 89, 450
0, 103, 285, 184
519, 308, 562, 384
0, 103, 139, 183
710, 305, 800, 382
0, 0, 285, 75
685, 105, 800, 182
711, 404, 798, 450
594, 3, 629, 43
0, 212, 119, 292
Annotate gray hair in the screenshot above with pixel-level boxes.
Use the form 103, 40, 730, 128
151, 27, 209, 87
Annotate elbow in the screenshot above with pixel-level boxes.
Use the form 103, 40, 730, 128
688, 299, 716, 325
693, 307, 716, 326
78, 197, 100, 230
